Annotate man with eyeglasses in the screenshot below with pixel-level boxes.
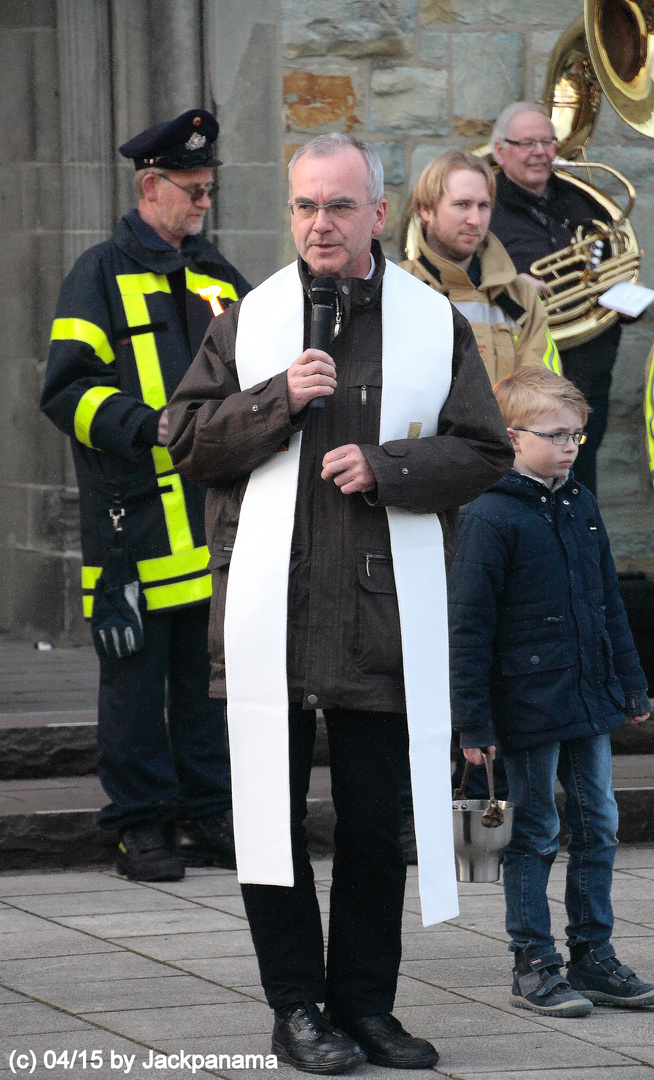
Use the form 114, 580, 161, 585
168, 132, 513, 1073
41, 110, 250, 882
490, 100, 624, 495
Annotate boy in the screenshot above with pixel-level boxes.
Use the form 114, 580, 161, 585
449, 366, 654, 1017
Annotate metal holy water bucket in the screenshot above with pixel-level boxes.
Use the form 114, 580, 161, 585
452, 754, 514, 883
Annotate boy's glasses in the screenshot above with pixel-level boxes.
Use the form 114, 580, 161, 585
514, 428, 587, 446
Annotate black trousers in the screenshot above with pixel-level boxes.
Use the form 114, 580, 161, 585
97, 603, 231, 832
241, 705, 409, 1015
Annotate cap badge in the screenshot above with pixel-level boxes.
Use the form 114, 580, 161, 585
185, 132, 207, 150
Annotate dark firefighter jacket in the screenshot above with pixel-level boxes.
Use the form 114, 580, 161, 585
40, 209, 250, 616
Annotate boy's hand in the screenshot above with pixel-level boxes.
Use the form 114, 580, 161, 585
627, 713, 651, 725
462, 746, 496, 765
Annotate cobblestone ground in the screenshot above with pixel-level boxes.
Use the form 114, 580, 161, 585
2, 853, 654, 1080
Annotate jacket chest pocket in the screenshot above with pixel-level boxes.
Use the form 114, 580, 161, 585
354, 552, 403, 676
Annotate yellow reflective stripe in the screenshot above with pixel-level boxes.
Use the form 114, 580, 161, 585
113, 271, 196, 567
51, 318, 116, 364
152, 445, 173, 473
156, 472, 194, 552
116, 273, 169, 410
82, 565, 102, 590
116, 272, 171, 296
83, 571, 211, 617
144, 573, 212, 611
82, 556, 211, 617
83, 549, 208, 588
185, 269, 238, 303
645, 346, 654, 483
74, 387, 121, 448
543, 328, 562, 375
137, 545, 209, 583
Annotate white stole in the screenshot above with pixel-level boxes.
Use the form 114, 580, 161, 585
225, 260, 459, 926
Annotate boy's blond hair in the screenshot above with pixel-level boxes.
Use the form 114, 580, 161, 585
409, 150, 495, 215
494, 366, 589, 429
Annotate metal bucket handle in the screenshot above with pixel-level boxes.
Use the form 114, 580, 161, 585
453, 753, 505, 828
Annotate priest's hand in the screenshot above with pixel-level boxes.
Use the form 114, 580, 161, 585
462, 746, 497, 765
322, 444, 376, 494
287, 349, 337, 414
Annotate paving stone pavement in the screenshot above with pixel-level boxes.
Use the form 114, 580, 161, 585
2, 854, 654, 1080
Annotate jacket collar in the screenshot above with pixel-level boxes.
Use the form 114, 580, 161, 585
495, 169, 566, 212
410, 219, 519, 296
112, 208, 227, 275
493, 468, 582, 500
298, 238, 385, 325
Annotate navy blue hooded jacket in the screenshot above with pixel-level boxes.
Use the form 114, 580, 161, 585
449, 469, 649, 752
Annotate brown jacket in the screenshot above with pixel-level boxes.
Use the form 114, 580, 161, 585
168, 246, 514, 711
400, 225, 560, 383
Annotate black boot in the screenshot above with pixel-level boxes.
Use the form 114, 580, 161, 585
272, 1004, 366, 1074
116, 823, 184, 882
328, 1013, 438, 1069
176, 810, 236, 869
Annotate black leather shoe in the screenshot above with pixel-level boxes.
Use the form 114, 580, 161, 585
330, 1013, 438, 1069
272, 1004, 366, 1074
176, 811, 236, 869
116, 823, 184, 882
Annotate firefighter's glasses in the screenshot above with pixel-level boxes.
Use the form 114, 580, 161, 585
158, 174, 217, 203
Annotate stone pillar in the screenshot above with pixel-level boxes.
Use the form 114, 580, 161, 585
148, 0, 202, 120
205, 0, 283, 285
57, 0, 114, 273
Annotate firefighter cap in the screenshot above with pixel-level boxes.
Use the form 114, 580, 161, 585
119, 109, 220, 170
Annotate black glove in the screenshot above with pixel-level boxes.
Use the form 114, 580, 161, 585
91, 541, 146, 660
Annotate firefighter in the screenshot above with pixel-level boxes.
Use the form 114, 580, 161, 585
41, 110, 250, 881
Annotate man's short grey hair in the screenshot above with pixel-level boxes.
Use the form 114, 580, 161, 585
288, 134, 385, 202
491, 102, 555, 149
133, 166, 167, 200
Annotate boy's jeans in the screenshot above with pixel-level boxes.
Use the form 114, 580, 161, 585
502, 734, 618, 955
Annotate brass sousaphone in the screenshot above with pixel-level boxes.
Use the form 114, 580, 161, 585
403, 0, 654, 349
529, 0, 653, 348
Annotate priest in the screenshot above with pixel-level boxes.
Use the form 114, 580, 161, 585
168, 133, 513, 1075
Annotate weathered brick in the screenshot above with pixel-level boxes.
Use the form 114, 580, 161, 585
371, 68, 448, 136
372, 143, 406, 186
283, 0, 416, 60
284, 68, 363, 134
452, 34, 523, 125
489, 0, 583, 25
421, 0, 483, 25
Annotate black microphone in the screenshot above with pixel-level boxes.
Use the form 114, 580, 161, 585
309, 275, 338, 409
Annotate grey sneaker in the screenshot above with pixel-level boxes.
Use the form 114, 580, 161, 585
567, 943, 654, 1007
511, 950, 594, 1017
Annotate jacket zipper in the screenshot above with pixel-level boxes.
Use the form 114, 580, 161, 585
366, 552, 391, 577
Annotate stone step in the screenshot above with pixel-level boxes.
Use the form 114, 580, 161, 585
0, 711, 98, 779
2, 759, 654, 871
0, 709, 330, 780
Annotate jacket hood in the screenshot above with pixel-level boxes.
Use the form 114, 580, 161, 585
406, 215, 520, 296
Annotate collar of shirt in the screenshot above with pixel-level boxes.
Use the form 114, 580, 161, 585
521, 470, 569, 492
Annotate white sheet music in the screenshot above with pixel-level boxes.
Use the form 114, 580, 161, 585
598, 282, 654, 317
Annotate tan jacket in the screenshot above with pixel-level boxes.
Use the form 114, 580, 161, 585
400, 225, 560, 384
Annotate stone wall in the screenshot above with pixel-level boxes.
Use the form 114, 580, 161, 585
281, 0, 654, 563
